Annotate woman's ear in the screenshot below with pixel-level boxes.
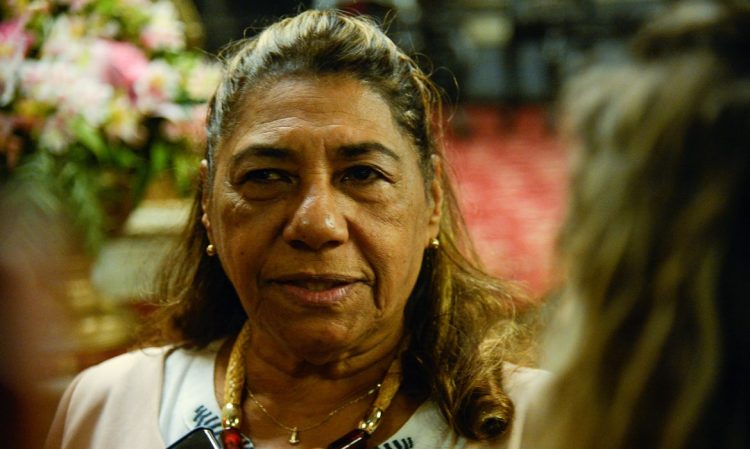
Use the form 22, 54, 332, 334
200, 159, 211, 232
426, 154, 444, 242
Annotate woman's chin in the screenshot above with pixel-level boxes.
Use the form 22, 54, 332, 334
289, 334, 357, 362
273, 323, 375, 366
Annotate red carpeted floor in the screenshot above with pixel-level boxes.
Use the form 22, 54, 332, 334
445, 105, 569, 297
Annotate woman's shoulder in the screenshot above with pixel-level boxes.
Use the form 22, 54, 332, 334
498, 363, 552, 449
74, 346, 172, 389
68, 341, 222, 399
45, 346, 173, 449
502, 362, 551, 399
503, 363, 552, 418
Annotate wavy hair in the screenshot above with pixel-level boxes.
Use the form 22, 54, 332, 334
535, 2, 750, 449
142, 9, 532, 441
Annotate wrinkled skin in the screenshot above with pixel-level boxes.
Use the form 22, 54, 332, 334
202, 74, 442, 368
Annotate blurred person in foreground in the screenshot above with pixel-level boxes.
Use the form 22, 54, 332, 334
527, 2, 750, 449
1, 180, 72, 449
46, 9, 542, 449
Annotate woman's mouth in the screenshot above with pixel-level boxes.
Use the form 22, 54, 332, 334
287, 279, 347, 291
269, 275, 364, 306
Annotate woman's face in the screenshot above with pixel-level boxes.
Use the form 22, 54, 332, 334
202, 74, 441, 363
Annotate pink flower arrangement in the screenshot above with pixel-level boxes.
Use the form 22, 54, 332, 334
0, 19, 34, 54
103, 40, 150, 95
0, 0, 221, 251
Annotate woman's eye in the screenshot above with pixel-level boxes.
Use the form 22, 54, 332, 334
242, 169, 290, 184
342, 166, 381, 183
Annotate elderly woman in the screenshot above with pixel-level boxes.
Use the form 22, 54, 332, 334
46, 9, 541, 449
526, 2, 750, 449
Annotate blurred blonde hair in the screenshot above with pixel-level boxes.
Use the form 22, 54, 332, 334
536, 2, 750, 449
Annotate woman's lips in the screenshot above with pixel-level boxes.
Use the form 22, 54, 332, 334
269, 275, 364, 306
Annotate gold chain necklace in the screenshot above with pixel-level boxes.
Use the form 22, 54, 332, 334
245, 382, 380, 444
219, 322, 404, 449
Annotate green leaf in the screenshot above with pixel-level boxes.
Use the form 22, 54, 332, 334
173, 152, 199, 196
70, 118, 108, 162
150, 140, 171, 173
131, 162, 151, 206
65, 165, 106, 252
111, 144, 140, 169
6, 152, 63, 216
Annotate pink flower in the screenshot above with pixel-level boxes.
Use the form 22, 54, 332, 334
0, 19, 35, 104
101, 40, 149, 98
134, 60, 179, 113
0, 19, 34, 56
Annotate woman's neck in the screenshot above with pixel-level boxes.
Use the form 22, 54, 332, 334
215, 323, 403, 412
213, 326, 415, 449
253, 327, 398, 384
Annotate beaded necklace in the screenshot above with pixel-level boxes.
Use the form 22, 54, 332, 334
219, 322, 403, 449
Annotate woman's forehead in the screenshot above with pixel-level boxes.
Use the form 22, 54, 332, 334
218, 74, 414, 161
240, 75, 393, 124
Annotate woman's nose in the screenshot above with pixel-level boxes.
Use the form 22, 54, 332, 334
282, 183, 349, 250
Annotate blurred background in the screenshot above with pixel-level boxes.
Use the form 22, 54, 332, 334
0, 0, 672, 442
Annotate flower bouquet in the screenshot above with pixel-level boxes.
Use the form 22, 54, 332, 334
0, 0, 219, 251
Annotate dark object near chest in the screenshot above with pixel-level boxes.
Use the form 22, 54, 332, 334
328, 429, 369, 449
167, 428, 221, 449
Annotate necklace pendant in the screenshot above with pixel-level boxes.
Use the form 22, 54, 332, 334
221, 427, 244, 449
289, 427, 300, 445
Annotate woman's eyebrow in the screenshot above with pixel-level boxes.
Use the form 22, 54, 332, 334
337, 143, 401, 162
231, 146, 294, 166
229, 143, 401, 166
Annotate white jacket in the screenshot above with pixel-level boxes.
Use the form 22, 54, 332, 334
45, 347, 546, 449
